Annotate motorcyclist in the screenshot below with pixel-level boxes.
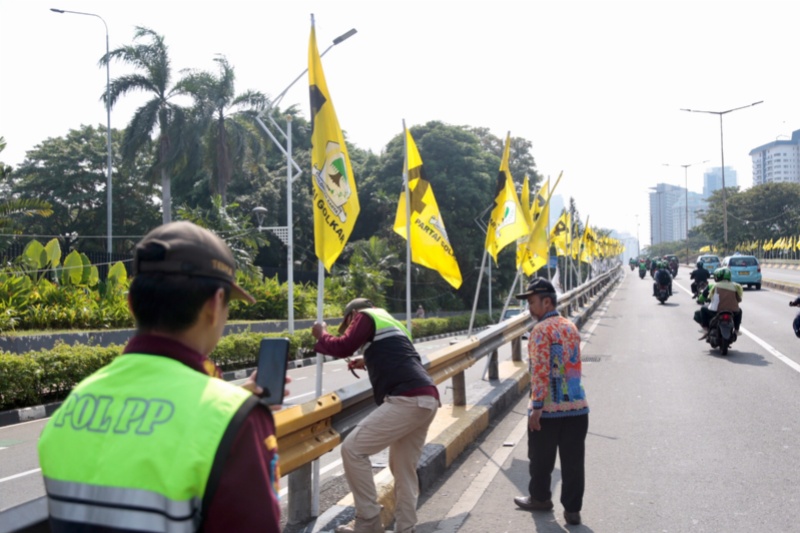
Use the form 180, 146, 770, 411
689, 261, 711, 298
790, 296, 800, 338
696, 267, 742, 338
652, 260, 673, 297
650, 258, 658, 278
668, 257, 679, 277
638, 258, 647, 278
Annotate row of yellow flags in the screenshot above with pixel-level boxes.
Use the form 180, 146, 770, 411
308, 19, 622, 289
710, 237, 800, 253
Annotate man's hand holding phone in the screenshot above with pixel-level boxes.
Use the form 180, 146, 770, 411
243, 373, 292, 410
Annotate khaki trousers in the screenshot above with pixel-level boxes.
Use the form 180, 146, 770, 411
341, 394, 438, 533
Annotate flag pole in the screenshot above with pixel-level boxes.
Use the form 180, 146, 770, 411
468, 249, 488, 336
312, 259, 324, 514
403, 121, 412, 332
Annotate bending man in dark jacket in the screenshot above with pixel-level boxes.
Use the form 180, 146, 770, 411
312, 299, 439, 533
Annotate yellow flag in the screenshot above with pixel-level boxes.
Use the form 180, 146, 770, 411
550, 209, 571, 257
522, 172, 563, 275
393, 127, 462, 289
485, 132, 530, 263
581, 216, 597, 263
515, 175, 532, 272
309, 21, 360, 271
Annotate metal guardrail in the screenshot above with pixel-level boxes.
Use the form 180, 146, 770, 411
2, 266, 623, 532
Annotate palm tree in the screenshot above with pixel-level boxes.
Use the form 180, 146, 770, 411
177, 55, 267, 205
101, 26, 187, 224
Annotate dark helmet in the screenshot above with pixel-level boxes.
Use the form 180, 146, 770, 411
714, 267, 731, 282
697, 261, 704, 269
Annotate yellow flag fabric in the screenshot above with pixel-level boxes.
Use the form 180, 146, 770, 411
581, 216, 597, 263
522, 172, 563, 275
516, 175, 533, 272
309, 23, 360, 272
393, 127, 462, 289
485, 133, 530, 263
550, 209, 571, 257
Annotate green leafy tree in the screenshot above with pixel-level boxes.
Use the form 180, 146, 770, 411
176, 195, 269, 278
102, 26, 188, 224
365, 121, 535, 309
9, 125, 160, 254
177, 55, 268, 205
697, 183, 800, 251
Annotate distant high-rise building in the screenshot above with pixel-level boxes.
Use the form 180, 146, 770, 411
671, 191, 706, 240
611, 230, 639, 263
649, 183, 684, 245
749, 129, 800, 186
703, 167, 737, 198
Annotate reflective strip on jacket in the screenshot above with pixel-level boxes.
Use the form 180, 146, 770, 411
38, 353, 252, 532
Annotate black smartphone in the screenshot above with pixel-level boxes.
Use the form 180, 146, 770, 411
256, 338, 289, 405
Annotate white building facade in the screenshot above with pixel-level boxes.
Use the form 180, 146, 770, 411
749, 129, 800, 185
671, 191, 706, 240
649, 183, 684, 245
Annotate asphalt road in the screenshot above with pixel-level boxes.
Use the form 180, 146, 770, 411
0, 334, 497, 512
4, 267, 800, 529
413, 269, 800, 532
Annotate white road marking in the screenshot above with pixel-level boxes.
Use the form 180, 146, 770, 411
0, 468, 41, 484
433, 414, 529, 532
287, 391, 316, 402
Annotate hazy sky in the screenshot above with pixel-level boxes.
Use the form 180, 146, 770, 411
2, 0, 798, 246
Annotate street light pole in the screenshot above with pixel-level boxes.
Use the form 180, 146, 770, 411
51, 8, 112, 262
681, 101, 763, 254
663, 160, 709, 263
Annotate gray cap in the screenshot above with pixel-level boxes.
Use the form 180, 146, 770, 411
339, 298, 373, 333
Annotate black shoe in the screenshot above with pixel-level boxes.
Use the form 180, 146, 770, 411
514, 496, 553, 511
564, 511, 581, 525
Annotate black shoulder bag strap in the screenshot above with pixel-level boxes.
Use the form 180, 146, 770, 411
200, 394, 269, 529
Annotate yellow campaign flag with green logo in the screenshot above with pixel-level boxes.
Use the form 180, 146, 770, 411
485, 132, 530, 263
516, 174, 533, 272
393, 127, 462, 289
550, 209, 571, 257
309, 21, 360, 271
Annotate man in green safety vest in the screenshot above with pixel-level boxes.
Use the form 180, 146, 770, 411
38, 221, 284, 532
312, 299, 439, 533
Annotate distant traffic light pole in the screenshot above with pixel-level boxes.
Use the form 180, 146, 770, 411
681, 101, 763, 253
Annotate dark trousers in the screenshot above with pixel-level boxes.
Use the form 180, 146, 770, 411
699, 307, 742, 330
528, 414, 589, 513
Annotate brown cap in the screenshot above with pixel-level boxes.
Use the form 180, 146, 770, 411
515, 278, 556, 299
133, 221, 256, 304
338, 298, 373, 333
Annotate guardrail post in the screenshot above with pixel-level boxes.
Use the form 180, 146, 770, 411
511, 337, 522, 362
287, 462, 313, 524
452, 371, 466, 406
488, 349, 499, 380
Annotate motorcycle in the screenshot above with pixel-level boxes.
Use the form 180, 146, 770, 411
707, 311, 737, 355
669, 261, 679, 278
630, 262, 635, 271
694, 280, 709, 303
655, 283, 670, 304
790, 298, 800, 338
639, 266, 647, 279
